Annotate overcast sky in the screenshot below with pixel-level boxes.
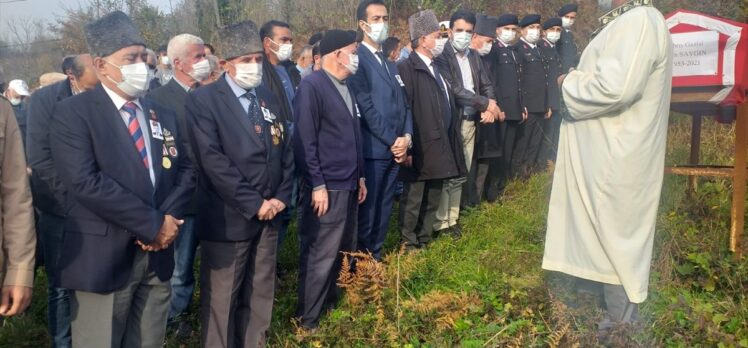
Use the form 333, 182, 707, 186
0, 0, 176, 38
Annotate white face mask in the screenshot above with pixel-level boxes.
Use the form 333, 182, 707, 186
341, 53, 359, 75
477, 41, 492, 56
271, 39, 293, 62
364, 22, 388, 44
297, 64, 311, 78
525, 28, 540, 44
562, 17, 575, 29
430, 37, 448, 57
160, 56, 170, 65
188, 59, 211, 82
546, 31, 561, 44
451, 31, 472, 52
498, 29, 516, 45
231, 62, 263, 89
9, 98, 21, 106
105, 61, 152, 98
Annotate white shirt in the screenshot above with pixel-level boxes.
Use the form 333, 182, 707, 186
361, 41, 382, 65
415, 51, 450, 103
102, 84, 155, 185
520, 37, 537, 49
454, 49, 475, 114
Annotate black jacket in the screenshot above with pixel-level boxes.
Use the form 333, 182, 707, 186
397, 53, 466, 182
489, 41, 523, 121
540, 39, 563, 111
261, 57, 301, 123
26, 79, 73, 217
516, 39, 549, 114
148, 79, 198, 215
434, 44, 495, 118
50, 84, 196, 292
558, 30, 579, 74
185, 74, 294, 242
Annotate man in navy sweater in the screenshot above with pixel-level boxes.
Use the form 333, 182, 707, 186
294, 30, 366, 330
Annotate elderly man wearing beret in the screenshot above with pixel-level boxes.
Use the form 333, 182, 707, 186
294, 29, 366, 330
50, 11, 196, 347
185, 20, 293, 347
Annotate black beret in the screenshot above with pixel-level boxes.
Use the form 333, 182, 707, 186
309, 32, 324, 45
558, 4, 578, 17
475, 14, 499, 37
84, 11, 145, 58
543, 18, 563, 30
496, 14, 519, 28
319, 29, 357, 56
519, 14, 541, 28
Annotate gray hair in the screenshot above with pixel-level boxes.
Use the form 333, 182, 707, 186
167, 33, 204, 63
70, 55, 89, 78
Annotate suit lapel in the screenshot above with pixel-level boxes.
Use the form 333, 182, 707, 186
359, 46, 393, 87
92, 85, 152, 196
141, 98, 162, 189
217, 77, 266, 152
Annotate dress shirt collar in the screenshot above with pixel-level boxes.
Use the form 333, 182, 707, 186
101, 84, 142, 111
225, 73, 255, 98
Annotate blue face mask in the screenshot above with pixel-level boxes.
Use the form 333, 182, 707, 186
297, 64, 311, 78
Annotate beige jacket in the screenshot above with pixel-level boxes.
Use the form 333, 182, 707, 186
0, 96, 36, 288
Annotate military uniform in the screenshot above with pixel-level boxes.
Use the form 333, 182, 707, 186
540, 37, 563, 162
515, 35, 549, 177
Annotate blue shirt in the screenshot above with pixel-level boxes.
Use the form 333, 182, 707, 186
273, 65, 295, 112
225, 73, 257, 114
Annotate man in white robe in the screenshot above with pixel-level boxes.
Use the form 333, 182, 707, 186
542, 0, 673, 326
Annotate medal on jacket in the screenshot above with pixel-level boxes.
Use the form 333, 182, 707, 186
270, 123, 281, 146
162, 157, 172, 169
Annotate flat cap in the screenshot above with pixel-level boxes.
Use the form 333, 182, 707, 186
85, 11, 145, 58
519, 14, 541, 28
543, 18, 563, 30
408, 10, 440, 41
215, 20, 262, 60
558, 4, 578, 17
319, 29, 357, 56
475, 14, 499, 37
497, 14, 519, 28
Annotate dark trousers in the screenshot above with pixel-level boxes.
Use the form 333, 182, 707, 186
512, 113, 545, 177
297, 188, 358, 329
475, 157, 504, 202
549, 110, 563, 161
199, 226, 278, 348
169, 215, 198, 320
357, 159, 398, 260
461, 153, 480, 208
537, 111, 558, 167
38, 211, 72, 348
502, 120, 522, 180
399, 180, 443, 248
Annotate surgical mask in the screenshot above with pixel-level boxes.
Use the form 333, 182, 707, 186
188, 59, 211, 82
525, 28, 540, 44
297, 64, 311, 78
498, 29, 516, 45
364, 22, 388, 44
430, 38, 448, 57
451, 31, 472, 52
9, 98, 21, 106
341, 53, 359, 75
231, 62, 263, 89
546, 31, 561, 44
271, 40, 293, 62
477, 41, 492, 56
562, 17, 575, 29
105, 61, 151, 98
598, 0, 614, 13
160, 56, 170, 65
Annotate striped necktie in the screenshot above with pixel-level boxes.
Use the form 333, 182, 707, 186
122, 101, 149, 169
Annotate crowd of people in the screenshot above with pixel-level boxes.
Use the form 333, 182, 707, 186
0, 0, 674, 346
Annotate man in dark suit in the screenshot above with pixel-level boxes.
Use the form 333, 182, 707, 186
50, 11, 195, 347
260, 19, 300, 252
26, 53, 98, 348
294, 30, 366, 330
398, 10, 466, 250
185, 20, 293, 348
349, 0, 411, 260
435, 9, 500, 234
557, 3, 580, 74
540, 18, 564, 163
515, 14, 551, 177
148, 32, 210, 338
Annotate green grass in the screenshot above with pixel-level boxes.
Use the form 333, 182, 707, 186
2, 114, 746, 347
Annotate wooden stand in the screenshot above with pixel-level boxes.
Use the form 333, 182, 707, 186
667, 92, 747, 258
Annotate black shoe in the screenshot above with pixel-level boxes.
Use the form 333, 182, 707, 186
449, 224, 463, 238
167, 316, 193, 341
